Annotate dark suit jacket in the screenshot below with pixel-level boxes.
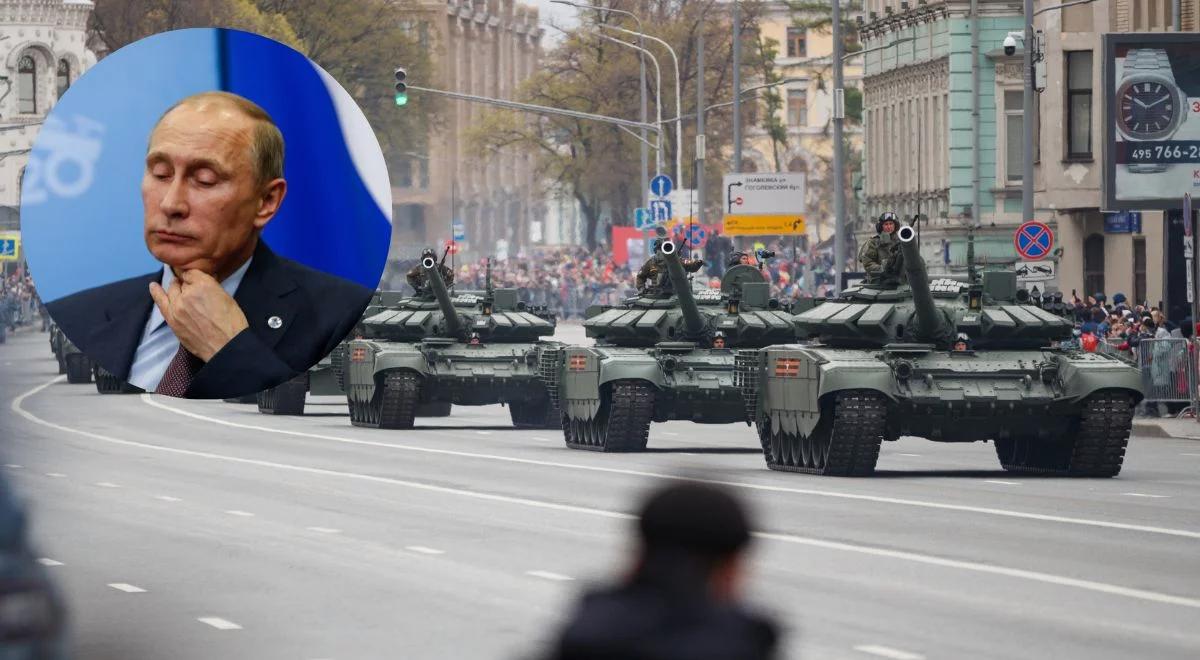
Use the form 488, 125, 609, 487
45, 241, 373, 399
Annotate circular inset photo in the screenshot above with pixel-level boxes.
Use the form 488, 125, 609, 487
23, 28, 392, 399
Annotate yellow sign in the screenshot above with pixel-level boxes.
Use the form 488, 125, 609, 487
0, 232, 19, 262
722, 215, 806, 236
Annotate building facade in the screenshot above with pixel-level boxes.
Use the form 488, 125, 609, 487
391, 0, 545, 261
0, 0, 94, 247
741, 0, 864, 246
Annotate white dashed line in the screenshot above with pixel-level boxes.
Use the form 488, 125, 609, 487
108, 583, 146, 593
679, 452, 698, 456
45, 472, 65, 478
526, 570, 574, 581
155, 495, 181, 502
95, 482, 120, 488
530, 436, 554, 443
225, 510, 255, 517
660, 432, 679, 436
36, 558, 63, 567
985, 480, 1021, 486
854, 644, 925, 659
1180, 453, 1200, 457
475, 431, 492, 436
1123, 493, 1171, 499
198, 617, 242, 630
897, 453, 921, 457
4, 464, 21, 468
405, 546, 445, 555
306, 526, 341, 534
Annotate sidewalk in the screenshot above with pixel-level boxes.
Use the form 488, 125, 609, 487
1133, 416, 1200, 440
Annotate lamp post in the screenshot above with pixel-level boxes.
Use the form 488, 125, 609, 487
604, 25, 684, 187
592, 31, 664, 177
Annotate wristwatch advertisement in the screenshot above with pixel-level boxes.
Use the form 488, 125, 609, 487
1104, 34, 1200, 211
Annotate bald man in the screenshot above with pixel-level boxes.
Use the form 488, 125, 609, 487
45, 92, 372, 399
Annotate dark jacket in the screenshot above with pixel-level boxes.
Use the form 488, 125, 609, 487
45, 240, 372, 399
548, 581, 778, 660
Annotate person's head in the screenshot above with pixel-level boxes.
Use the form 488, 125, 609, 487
712, 332, 726, 349
876, 211, 898, 235
142, 91, 287, 280
953, 333, 970, 351
633, 482, 753, 602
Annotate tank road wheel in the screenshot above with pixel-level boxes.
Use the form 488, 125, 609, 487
373, 371, 420, 430
997, 392, 1134, 477
257, 375, 308, 415
564, 381, 654, 452
509, 397, 562, 430
64, 354, 92, 384
763, 390, 885, 476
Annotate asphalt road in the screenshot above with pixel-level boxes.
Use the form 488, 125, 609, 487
1, 325, 1198, 660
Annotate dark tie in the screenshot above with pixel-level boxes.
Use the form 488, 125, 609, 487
155, 346, 203, 397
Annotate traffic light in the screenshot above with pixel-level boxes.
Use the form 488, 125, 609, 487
394, 67, 408, 106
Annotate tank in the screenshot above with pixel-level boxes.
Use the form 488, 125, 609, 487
736, 224, 1144, 477
94, 364, 142, 394
60, 334, 92, 384
343, 254, 564, 429
550, 240, 796, 451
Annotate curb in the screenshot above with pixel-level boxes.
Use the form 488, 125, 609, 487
1133, 420, 1200, 441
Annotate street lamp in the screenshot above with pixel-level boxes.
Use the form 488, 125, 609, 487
591, 31, 664, 178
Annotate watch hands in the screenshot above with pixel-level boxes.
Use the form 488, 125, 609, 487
1133, 98, 1149, 109
1144, 95, 1170, 109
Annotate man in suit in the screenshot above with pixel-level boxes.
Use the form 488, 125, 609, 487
45, 91, 373, 399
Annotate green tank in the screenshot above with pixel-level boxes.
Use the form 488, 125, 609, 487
736, 224, 1144, 477
343, 256, 563, 429
549, 240, 796, 451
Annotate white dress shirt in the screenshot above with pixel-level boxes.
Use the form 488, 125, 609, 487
127, 259, 253, 392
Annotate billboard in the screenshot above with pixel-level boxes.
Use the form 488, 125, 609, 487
1103, 33, 1200, 211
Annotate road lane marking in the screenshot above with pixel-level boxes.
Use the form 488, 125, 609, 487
108, 583, 146, 593
985, 480, 1021, 486
526, 570, 573, 581
854, 645, 925, 660
45, 472, 65, 478
306, 527, 341, 534
198, 617, 241, 630
405, 546, 445, 555
136, 392, 1200, 541
37, 558, 63, 567
1124, 493, 1171, 499
155, 495, 181, 502
1181, 453, 1200, 457
12, 381, 1200, 611
225, 510, 255, 517
4, 464, 21, 468
897, 453, 921, 457
95, 482, 120, 488
475, 431, 492, 436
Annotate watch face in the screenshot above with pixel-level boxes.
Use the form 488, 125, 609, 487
1118, 78, 1180, 140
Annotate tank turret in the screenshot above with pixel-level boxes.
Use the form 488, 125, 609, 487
660, 241, 706, 338
422, 255, 465, 338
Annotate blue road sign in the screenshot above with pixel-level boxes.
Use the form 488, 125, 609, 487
1014, 221, 1053, 260
634, 207, 652, 230
650, 174, 673, 198
452, 220, 466, 242
649, 199, 672, 226
685, 224, 708, 248
0, 238, 15, 258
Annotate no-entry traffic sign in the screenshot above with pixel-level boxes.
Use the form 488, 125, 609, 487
1014, 221, 1054, 260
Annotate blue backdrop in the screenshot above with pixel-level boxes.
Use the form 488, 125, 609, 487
21, 28, 392, 302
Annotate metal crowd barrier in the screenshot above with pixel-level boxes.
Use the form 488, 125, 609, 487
1137, 338, 1196, 405
1095, 339, 1137, 365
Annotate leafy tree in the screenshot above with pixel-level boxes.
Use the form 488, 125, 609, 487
748, 32, 787, 171
785, 0, 863, 124
90, 0, 299, 51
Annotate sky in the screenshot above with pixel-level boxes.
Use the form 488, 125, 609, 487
529, 0, 580, 42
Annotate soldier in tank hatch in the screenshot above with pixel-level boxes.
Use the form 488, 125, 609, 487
859, 211, 905, 286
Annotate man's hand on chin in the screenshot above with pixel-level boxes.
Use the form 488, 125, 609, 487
149, 270, 250, 362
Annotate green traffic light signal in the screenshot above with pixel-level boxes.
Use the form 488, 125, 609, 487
394, 67, 408, 106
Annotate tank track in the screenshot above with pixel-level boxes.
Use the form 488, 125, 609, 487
765, 390, 885, 476
257, 375, 308, 415
63, 354, 93, 384
93, 367, 140, 394
997, 392, 1133, 477
564, 381, 654, 452
376, 371, 420, 429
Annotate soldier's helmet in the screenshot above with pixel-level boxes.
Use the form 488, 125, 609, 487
421, 247, 436, 259
876, 211, 899, 233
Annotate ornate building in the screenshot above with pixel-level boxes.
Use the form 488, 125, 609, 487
0, 0, 95, 243
391, 0, 545, 261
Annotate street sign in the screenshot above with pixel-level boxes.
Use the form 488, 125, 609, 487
1015, 260, 1055, 282
684, 224, 708, 248
649, 174, 673, 198
668, 189, 698, 223
634, 207, 653, 230
722, 173, 806, 235
0, 232, 18, 262
1014, 221, 1054, 260
452, 220, 466, 242
649, 199, 672, 226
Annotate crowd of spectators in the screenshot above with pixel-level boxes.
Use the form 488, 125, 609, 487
1059, 291, 1182, 355
1, 271, 44, 331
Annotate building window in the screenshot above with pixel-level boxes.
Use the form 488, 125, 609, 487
1083, 233, 1105, 296
1134, 237, 1146, 305
786, 27, 806, 58
18, 54, 36, 114
56, 59, 70, 99
1066, 51, 1093, 159
787, 89, 808, 127
1004, 90, 1023, 184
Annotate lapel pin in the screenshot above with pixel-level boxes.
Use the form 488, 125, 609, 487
267, 315, 283, 329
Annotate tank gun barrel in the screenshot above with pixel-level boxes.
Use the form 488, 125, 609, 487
660, 241, 706, 337
422, 256, 464, 338
897, 226, 950, 342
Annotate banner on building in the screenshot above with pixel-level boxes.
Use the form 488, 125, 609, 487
1103, 33, 1200, 211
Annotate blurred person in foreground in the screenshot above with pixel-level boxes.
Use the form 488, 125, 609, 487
546, 482, 778, 660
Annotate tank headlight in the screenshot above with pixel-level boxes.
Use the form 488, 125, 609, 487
662, 356, 678, 372
893, 360, 914, 380
1040, 366, 1058, 384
